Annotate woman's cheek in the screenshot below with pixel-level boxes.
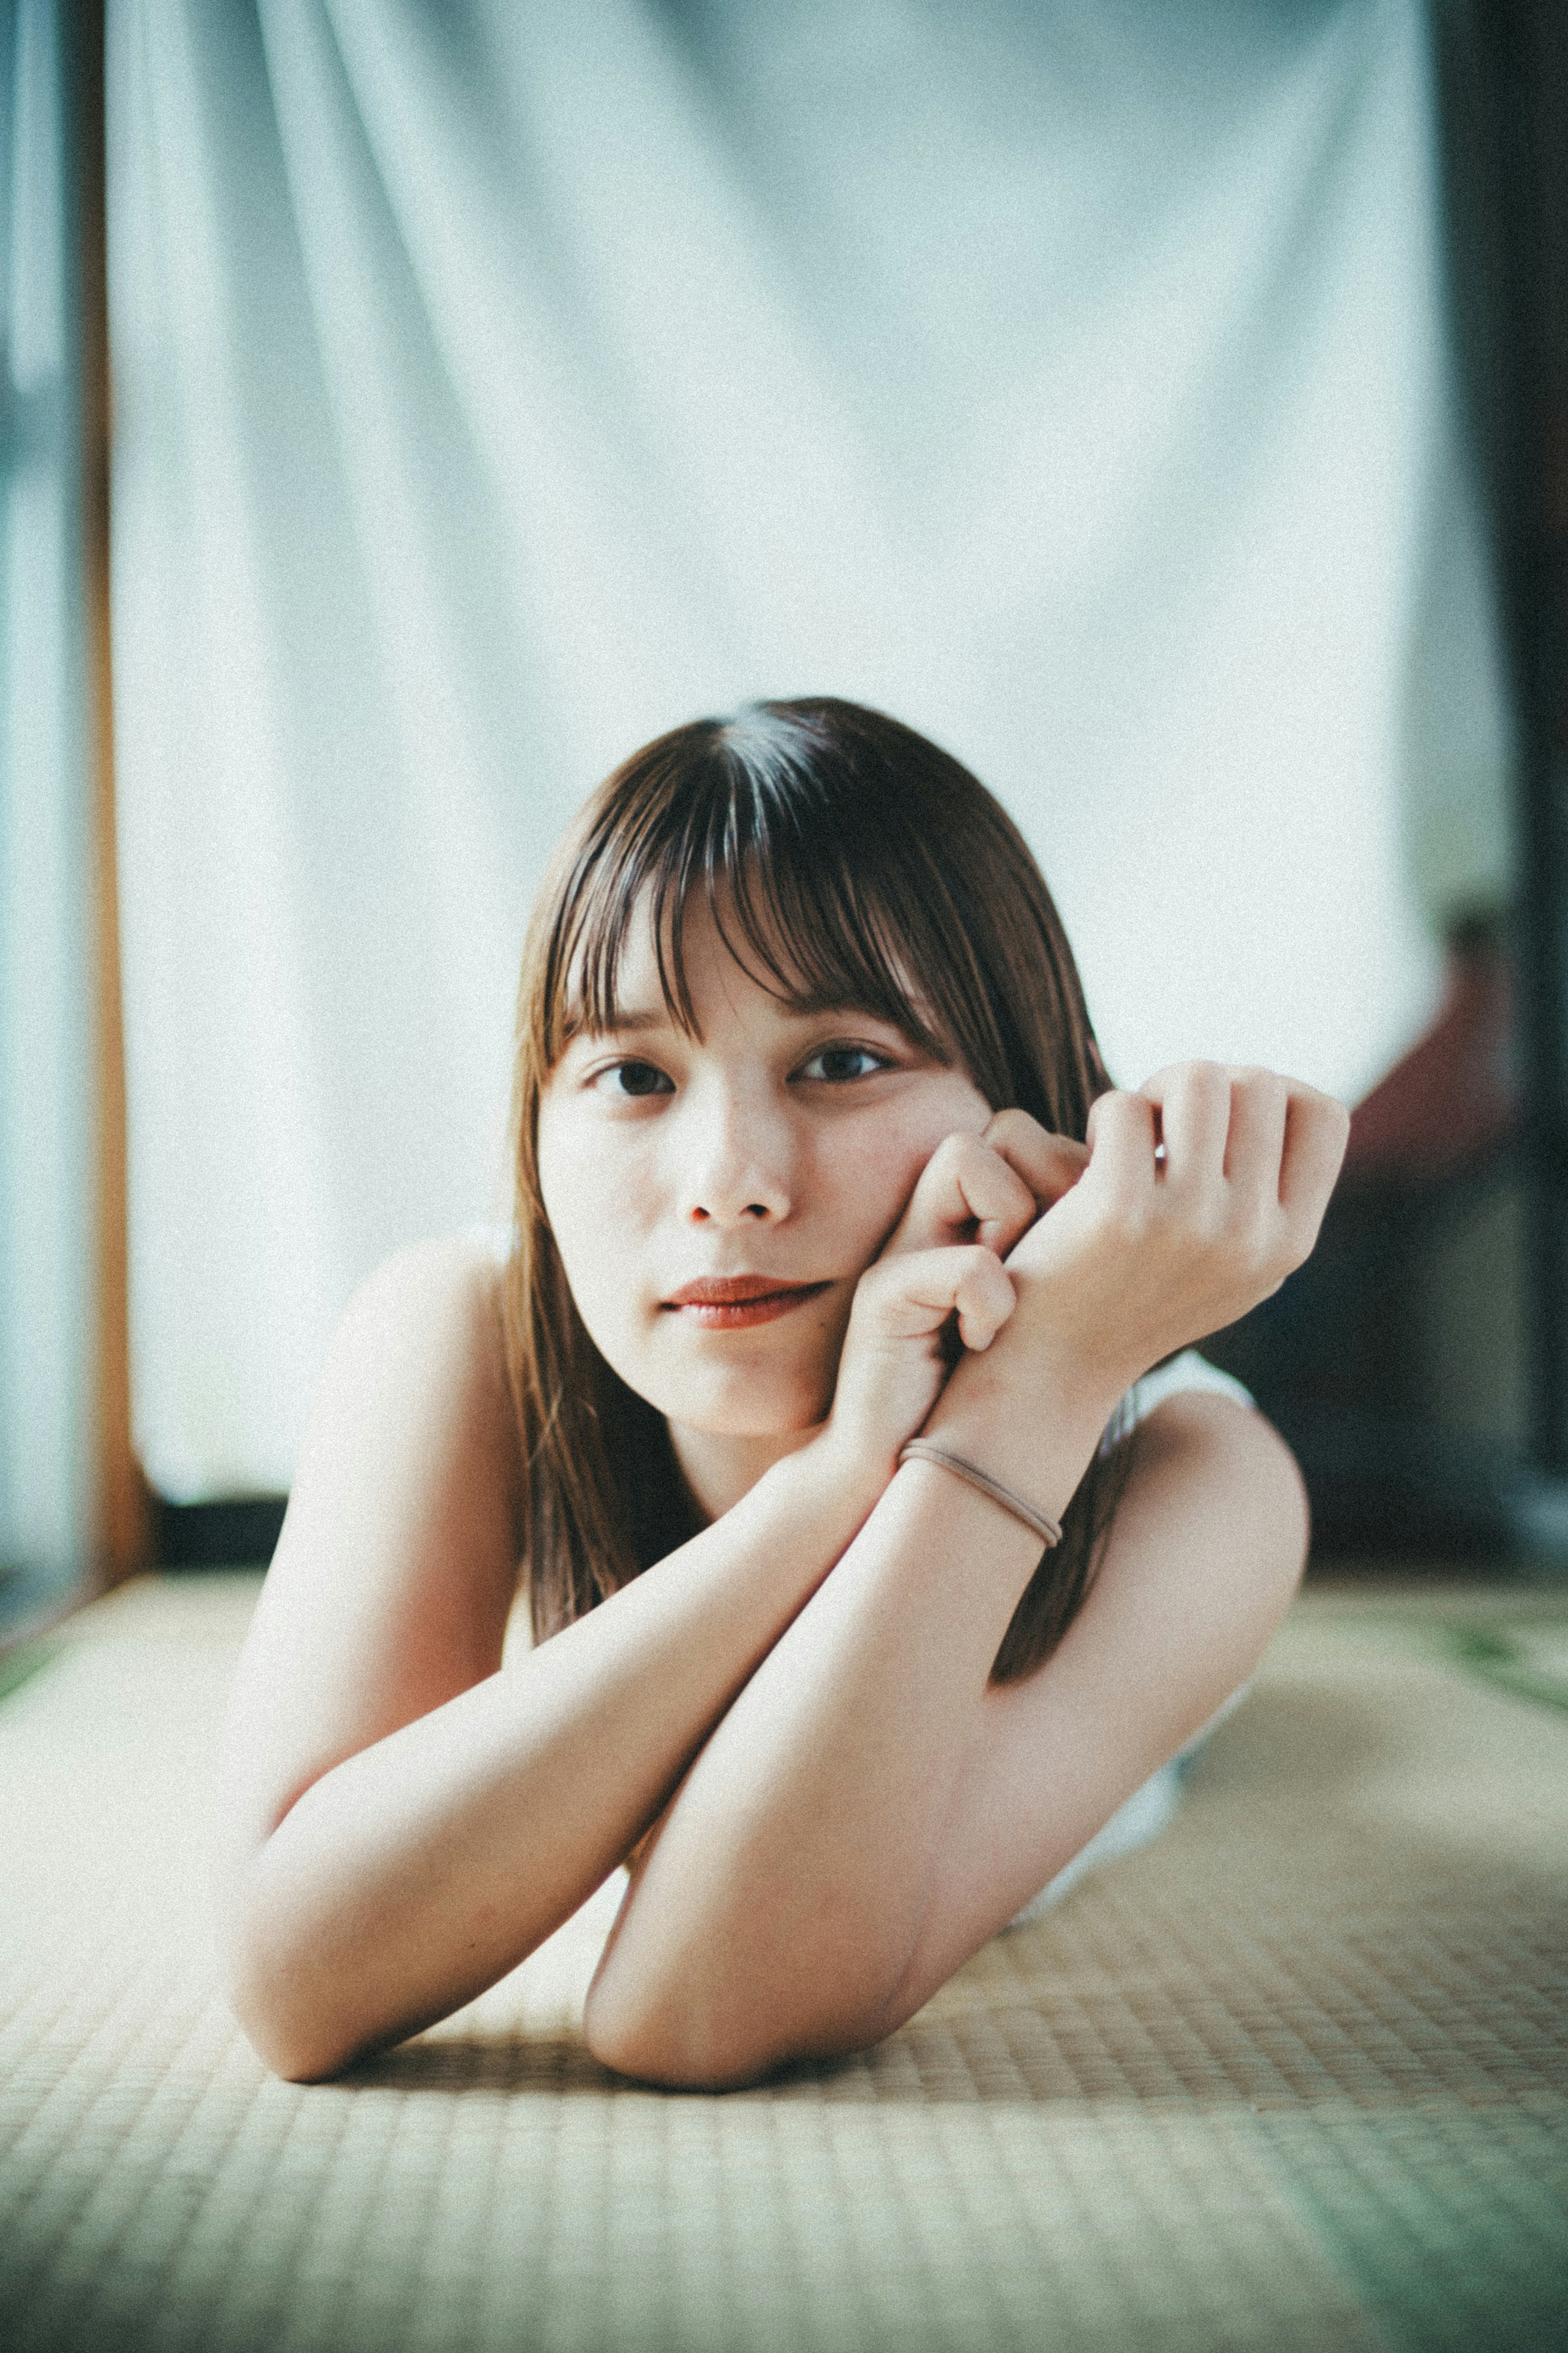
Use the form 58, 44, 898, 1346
838, 1128, 941, 1255
547, 1211, 652, 1398
538, 1123, 649, 1326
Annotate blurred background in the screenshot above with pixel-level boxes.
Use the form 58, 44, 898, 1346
2, 0, 1565, 1628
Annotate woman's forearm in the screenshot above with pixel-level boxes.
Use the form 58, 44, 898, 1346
583, 1338, 1124, 2087
223, 1441, 882, 2081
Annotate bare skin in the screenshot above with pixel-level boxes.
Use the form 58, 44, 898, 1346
216, 904, 1348, 2088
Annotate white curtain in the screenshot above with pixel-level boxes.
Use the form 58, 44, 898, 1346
1, 0, 98, 1603
108, 0, 1511, 1502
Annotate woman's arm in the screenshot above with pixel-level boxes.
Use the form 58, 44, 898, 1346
217, 1228, 1001, 2080
580, 1067, 1343, 2086
584, 1386, 1303, 2088
222, 1064, 1341, 2085
879, 1388, 1306, 2018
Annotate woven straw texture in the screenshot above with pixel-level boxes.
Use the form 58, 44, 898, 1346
2, 1573, 1566, 2352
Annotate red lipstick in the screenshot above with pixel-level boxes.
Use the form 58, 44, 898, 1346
662, 1274, 831, 1329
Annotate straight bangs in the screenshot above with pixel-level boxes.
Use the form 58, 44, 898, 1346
529, 703, 1100, 1135
546, 751, 948, 1069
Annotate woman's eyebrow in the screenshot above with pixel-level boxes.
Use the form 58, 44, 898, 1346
564, 1004, 675, 1042
564, 997, 926, 1045
597, 1008, 670, 1033
781, 996, 935, 1039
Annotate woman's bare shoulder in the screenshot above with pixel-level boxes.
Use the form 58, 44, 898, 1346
219, 1230, 525, 1864
345, 1224, 514, 1331
314, 1227, 523, 1526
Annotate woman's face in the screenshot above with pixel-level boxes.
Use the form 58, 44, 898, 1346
535, 894, 993, 1470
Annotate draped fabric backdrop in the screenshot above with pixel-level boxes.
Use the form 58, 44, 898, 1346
109, 0, 1510, 1502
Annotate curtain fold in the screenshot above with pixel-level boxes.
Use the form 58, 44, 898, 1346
109, 0, 1511, 1500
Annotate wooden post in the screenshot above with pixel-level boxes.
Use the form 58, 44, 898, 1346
74, 0, 151, 1586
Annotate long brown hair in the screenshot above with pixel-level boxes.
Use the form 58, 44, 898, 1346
503, 698, 1135, 1681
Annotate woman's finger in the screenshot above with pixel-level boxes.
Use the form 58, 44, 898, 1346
1278, 1084, 1351, 1233
857, 1245, 1016, 1352
1137, 1062, 1231, 1196
981, 1108, 1091, 1210
884, 1131, 1038, 1259
1082, 1088, 1160, 1203
1219, 1067, 1290, 1199
952, 1252, 1018, 1352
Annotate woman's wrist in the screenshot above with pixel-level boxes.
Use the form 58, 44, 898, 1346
765, 1423, 894, 1547
921, 1307, 1130, 1524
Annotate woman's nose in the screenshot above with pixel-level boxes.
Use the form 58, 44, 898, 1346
680, 1086, 793, 1225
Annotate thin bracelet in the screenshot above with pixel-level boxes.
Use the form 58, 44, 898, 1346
897, 1441, 1063, 1548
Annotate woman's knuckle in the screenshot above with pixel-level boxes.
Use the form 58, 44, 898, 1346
985, 1107, 1035, 1151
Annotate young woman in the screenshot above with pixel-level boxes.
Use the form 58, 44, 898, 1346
217, 698, 1348, 2090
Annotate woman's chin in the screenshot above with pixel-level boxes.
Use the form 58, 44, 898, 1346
618, 1338, 834, 1442
657, 1377, 830, 1446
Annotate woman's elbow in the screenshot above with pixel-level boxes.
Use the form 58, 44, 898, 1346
581, 1972, 757, 2090
224, 1958, 356, 2083
220, 1904, 379, 2084
581, 1956, 899, 2092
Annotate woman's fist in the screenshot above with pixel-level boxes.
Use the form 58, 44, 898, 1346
822, 1111, 1093, 1477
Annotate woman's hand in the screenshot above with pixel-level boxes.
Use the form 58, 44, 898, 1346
818, 1118, 1089, 1479
819, 1062, 1345, 1485
998, 1062, 1349, 1398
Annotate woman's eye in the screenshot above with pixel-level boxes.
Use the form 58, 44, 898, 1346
600, 1059, 674, 1098
798, 1045, 891, 1084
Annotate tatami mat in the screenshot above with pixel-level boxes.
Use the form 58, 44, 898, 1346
2, 1573, 1566, 2352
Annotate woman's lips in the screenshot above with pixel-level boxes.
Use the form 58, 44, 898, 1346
661, 1274, 832, 1329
